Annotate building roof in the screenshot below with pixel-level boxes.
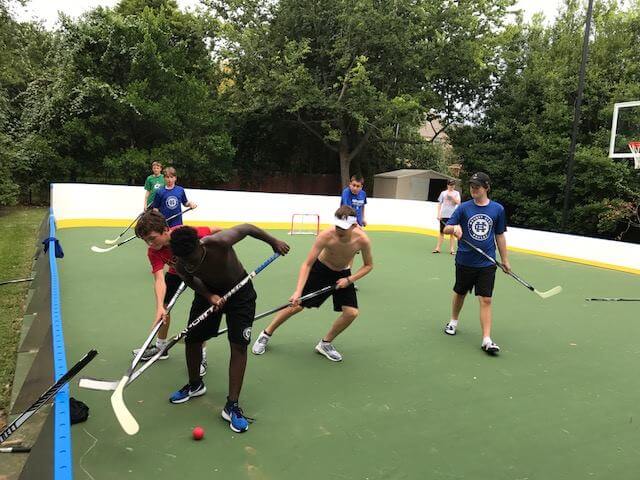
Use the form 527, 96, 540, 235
374, 169, 456, 180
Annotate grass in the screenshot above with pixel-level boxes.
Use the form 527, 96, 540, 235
0, 206, 47, 427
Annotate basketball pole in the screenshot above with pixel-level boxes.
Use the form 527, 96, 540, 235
561, 0, 595, 231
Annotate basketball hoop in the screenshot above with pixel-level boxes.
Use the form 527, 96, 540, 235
629, 141, 640, 169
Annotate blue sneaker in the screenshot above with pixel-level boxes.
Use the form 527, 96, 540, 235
169, 381, 206, 404
221, 402, 250, 433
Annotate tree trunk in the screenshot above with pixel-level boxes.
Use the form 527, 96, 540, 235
339, 133, 351, 187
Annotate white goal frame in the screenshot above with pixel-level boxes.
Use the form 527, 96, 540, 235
289, 213, 320, 235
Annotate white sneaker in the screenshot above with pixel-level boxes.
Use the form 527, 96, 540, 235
315, 341, 343, 362
481, 341, 500, 354
200, 358, 207, 376
444, 323, 457, 335
252, 331, 271, 355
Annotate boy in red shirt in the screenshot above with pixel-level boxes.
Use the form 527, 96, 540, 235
133, 211, 221, 370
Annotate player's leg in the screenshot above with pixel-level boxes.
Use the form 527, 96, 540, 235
433, 220, 446, 253
222, 283, 256, 432
476, 266, 499, 354
169, 294, 219, 404
445, 264, 473, 335
252, 260, 330, 355
315, 281, 358, 362
449, 233, 456, 255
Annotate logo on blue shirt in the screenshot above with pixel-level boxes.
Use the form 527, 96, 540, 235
468, 214, 493, 241
165, 196, 179, 209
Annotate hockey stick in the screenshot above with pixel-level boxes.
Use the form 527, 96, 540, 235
110, 282, 186, 435
586, 297, 640, 302
0, 350, 97, 444
0, 446, 31, 453
79, 284, 336, 392
104, 210, 147, 244
91, 207, 194, 253
111, 253, 280, 435
217, 284, 336, 334
0, 277, 34, 286
459, 238, 562, 299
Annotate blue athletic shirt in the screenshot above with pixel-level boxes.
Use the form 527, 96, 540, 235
152, 185, 188, 227
446, 200, 507, 268
340, 187, 367, 226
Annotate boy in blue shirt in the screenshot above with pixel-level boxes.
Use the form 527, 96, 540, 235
340, 174, 367, 227
443, 172, 511, 355
152, 166, 197, 227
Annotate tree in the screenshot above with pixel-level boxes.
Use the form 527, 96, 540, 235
16, 0, 234, 197
449, 0, 640, 239
208, 0, 514, 185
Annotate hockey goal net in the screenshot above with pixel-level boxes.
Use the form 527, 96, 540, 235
289, 213, 320, 235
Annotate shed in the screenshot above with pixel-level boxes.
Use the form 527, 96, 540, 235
373, 169, 459, 201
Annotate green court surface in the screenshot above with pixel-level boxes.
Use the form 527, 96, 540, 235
58, 228, 639, 480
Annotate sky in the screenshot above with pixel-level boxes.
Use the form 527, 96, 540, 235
12, 0, 566, 28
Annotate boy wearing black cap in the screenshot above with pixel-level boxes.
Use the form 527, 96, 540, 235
443, 172, 511, 354
251, 206, 373, 362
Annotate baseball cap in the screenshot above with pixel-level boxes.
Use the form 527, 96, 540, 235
469, 172, 490, 188
334, 215, 358, 229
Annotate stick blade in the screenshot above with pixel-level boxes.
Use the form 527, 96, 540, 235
110, 377, 139, 435
536, 286, 562, 299
91, 245, 116, 253
103, 238, 119, 245
79, 377, 118, 391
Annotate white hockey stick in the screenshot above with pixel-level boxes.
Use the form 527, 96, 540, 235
91, 207, 194, 253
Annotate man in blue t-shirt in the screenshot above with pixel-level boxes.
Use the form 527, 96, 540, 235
340, 174, 367, 227
443, 172, 511, 355
152, 166, 197, 227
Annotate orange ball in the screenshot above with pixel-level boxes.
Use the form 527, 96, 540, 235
192, 426, 204, 441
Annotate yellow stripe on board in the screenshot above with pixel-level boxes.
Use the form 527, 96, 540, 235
56, 218, 639, 275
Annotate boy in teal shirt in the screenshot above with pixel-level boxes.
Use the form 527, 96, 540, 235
144, 161, 165, 209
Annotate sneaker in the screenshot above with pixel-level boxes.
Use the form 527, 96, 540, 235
169, 381, 206, 404
221, 402, 250, 433
315, 341, 343, 362
251, 331, 271, 355
444, 323, 457, 335
132, 345, 169, 361
200, 358, 207, 377
481, 341, 500, 354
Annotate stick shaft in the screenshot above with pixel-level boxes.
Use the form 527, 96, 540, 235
0, 350, 97, 443
126, 253, 280, 385
0, 277, 34, 286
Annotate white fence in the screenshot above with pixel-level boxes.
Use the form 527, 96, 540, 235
51, 183, 640, 274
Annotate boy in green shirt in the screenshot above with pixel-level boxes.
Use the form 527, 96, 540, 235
144, 161, 165, 209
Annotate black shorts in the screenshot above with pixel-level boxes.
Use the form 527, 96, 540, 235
185, 281, 257, 346
165, 272, 257, 345
301, 260, 358, 312
453, 264, 497, 298
439, 218, 450, 234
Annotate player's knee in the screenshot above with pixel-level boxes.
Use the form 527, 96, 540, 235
342, 307, 358, 320
479, 296, 492, 306
230, 342, 248, 355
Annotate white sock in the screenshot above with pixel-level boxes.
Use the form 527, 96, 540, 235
482, 336, 492, 346
449, 319, 458, 327
156, 338, 168, 348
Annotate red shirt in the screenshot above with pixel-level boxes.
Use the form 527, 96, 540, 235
147, 226, 213, 274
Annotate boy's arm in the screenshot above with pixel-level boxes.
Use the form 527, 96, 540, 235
144, 190, 150, 210
291, 234, 327, 303
340, 188, 349, 206
202, 224, 289, 255
182, 189, 197, 209
495, 234, 511, 273
443, 208, 462, 237
336, 237, 373, 289
361, 205, 367, 226
151, 270, 167, 327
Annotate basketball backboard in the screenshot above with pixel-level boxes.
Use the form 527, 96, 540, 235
609, 100, 640, 160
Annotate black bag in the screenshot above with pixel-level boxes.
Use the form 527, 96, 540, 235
69, 397, 89, 424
